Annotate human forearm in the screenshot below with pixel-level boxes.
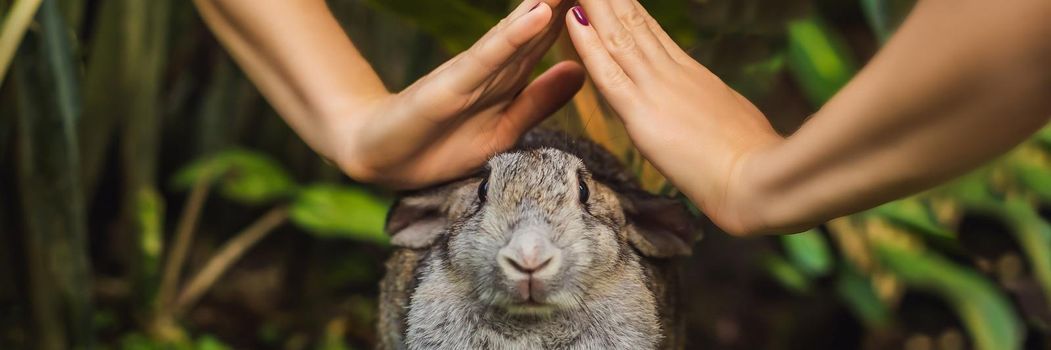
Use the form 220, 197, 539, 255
566, 0, 1051, 236
732, 0, 1051, 235
199, 0, 584, 188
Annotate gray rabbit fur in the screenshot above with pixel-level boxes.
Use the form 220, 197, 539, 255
377, 129, 700, 350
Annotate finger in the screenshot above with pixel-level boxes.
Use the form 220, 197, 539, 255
501, 1, 577, 88
515, 1, 574, 65
446, 1, 569, 93
566, 7, 639, 112
577, 0, 650, 80
501, 61, 586, 139
607, 0, 674, 65
495, 0, 571, 57
446, 2, 553, 93
474, 0, 548, 51
634, 1, 693, 65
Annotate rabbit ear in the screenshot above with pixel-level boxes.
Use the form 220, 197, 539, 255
621, 193, 702, 258
386, 191, 449, 249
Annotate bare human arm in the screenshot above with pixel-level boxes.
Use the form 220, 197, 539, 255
565, 0, 1051, 236
194, 0, 584, 189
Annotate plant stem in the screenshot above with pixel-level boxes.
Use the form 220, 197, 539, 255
157, 176, 211, 312
173, 206, 289, 316
0, 0, 43, 85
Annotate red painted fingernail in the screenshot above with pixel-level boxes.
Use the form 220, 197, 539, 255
571, 5, 589, 26
530, 3, 540, 11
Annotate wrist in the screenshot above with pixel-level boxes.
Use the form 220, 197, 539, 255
709, 133, 786, 237
326, 93, 393, 184
722, 133, 834, 236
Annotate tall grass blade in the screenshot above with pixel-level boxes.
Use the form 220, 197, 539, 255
78, 0, 128, 199
0, 0, 43, 85
11, 0, 92, 347
859, 0, 915, 43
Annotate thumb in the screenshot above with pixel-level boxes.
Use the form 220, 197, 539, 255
500, 61, 586, 138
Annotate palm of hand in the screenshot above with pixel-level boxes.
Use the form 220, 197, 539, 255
343, 1, 584, 189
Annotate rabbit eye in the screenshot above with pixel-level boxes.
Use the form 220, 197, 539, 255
478, 177, 489, 203
578, 179, 589, 204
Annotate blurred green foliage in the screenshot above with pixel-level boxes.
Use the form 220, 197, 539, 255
781, 229, 833, 277
786, 15, 858, 105
170, 149, 392, 244
290, 185, 391, 244
876, 241, 1022, 349
172, 150, 299, 205
363, 0, 497, 53
118, 333, 231, 350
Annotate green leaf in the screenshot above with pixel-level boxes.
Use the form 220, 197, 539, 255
859, 0, 892, 42
1008, 149, 1051, 203
118, 333, 158, 350
171, 149, 297, 205
868, 199, 954, 239
195, 335, 231, 350
990, 198, 1051, 305
781, 229, 833, 277
290, 184, 392, 244
136, 188, 164, 264
134, 187, 164, 305
1035, 126, 1051, 151
835, 263, 891, 327
874, 244, 1023, 350
733, 53, 786, 97
317, 329, 355, 350
859, 0, 915, 43
1013, 163, 1051, 203
941, 169, 998, 205
361, 0, 497, 53
761, 254, 811, 294
786, 14, 858, 106
117, 333, 229, 350
642, 0, 697, 49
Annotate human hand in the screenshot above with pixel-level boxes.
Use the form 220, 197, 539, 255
339, 1, 585, 189
565, 1, 783, 234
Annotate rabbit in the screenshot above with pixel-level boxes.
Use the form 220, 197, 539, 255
378, 129, 701, 350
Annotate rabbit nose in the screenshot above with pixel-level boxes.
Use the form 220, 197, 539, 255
503, 253, 553, 274
498, 228, 561, 278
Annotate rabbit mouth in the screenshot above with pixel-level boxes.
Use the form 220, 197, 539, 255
493, 276, 562, 315
495, 278, 587, 317
512, 276, 549, 301
504, 299, 557, 316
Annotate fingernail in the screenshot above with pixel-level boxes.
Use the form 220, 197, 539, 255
530, 3, 540, 11
571, 5, 589, 26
